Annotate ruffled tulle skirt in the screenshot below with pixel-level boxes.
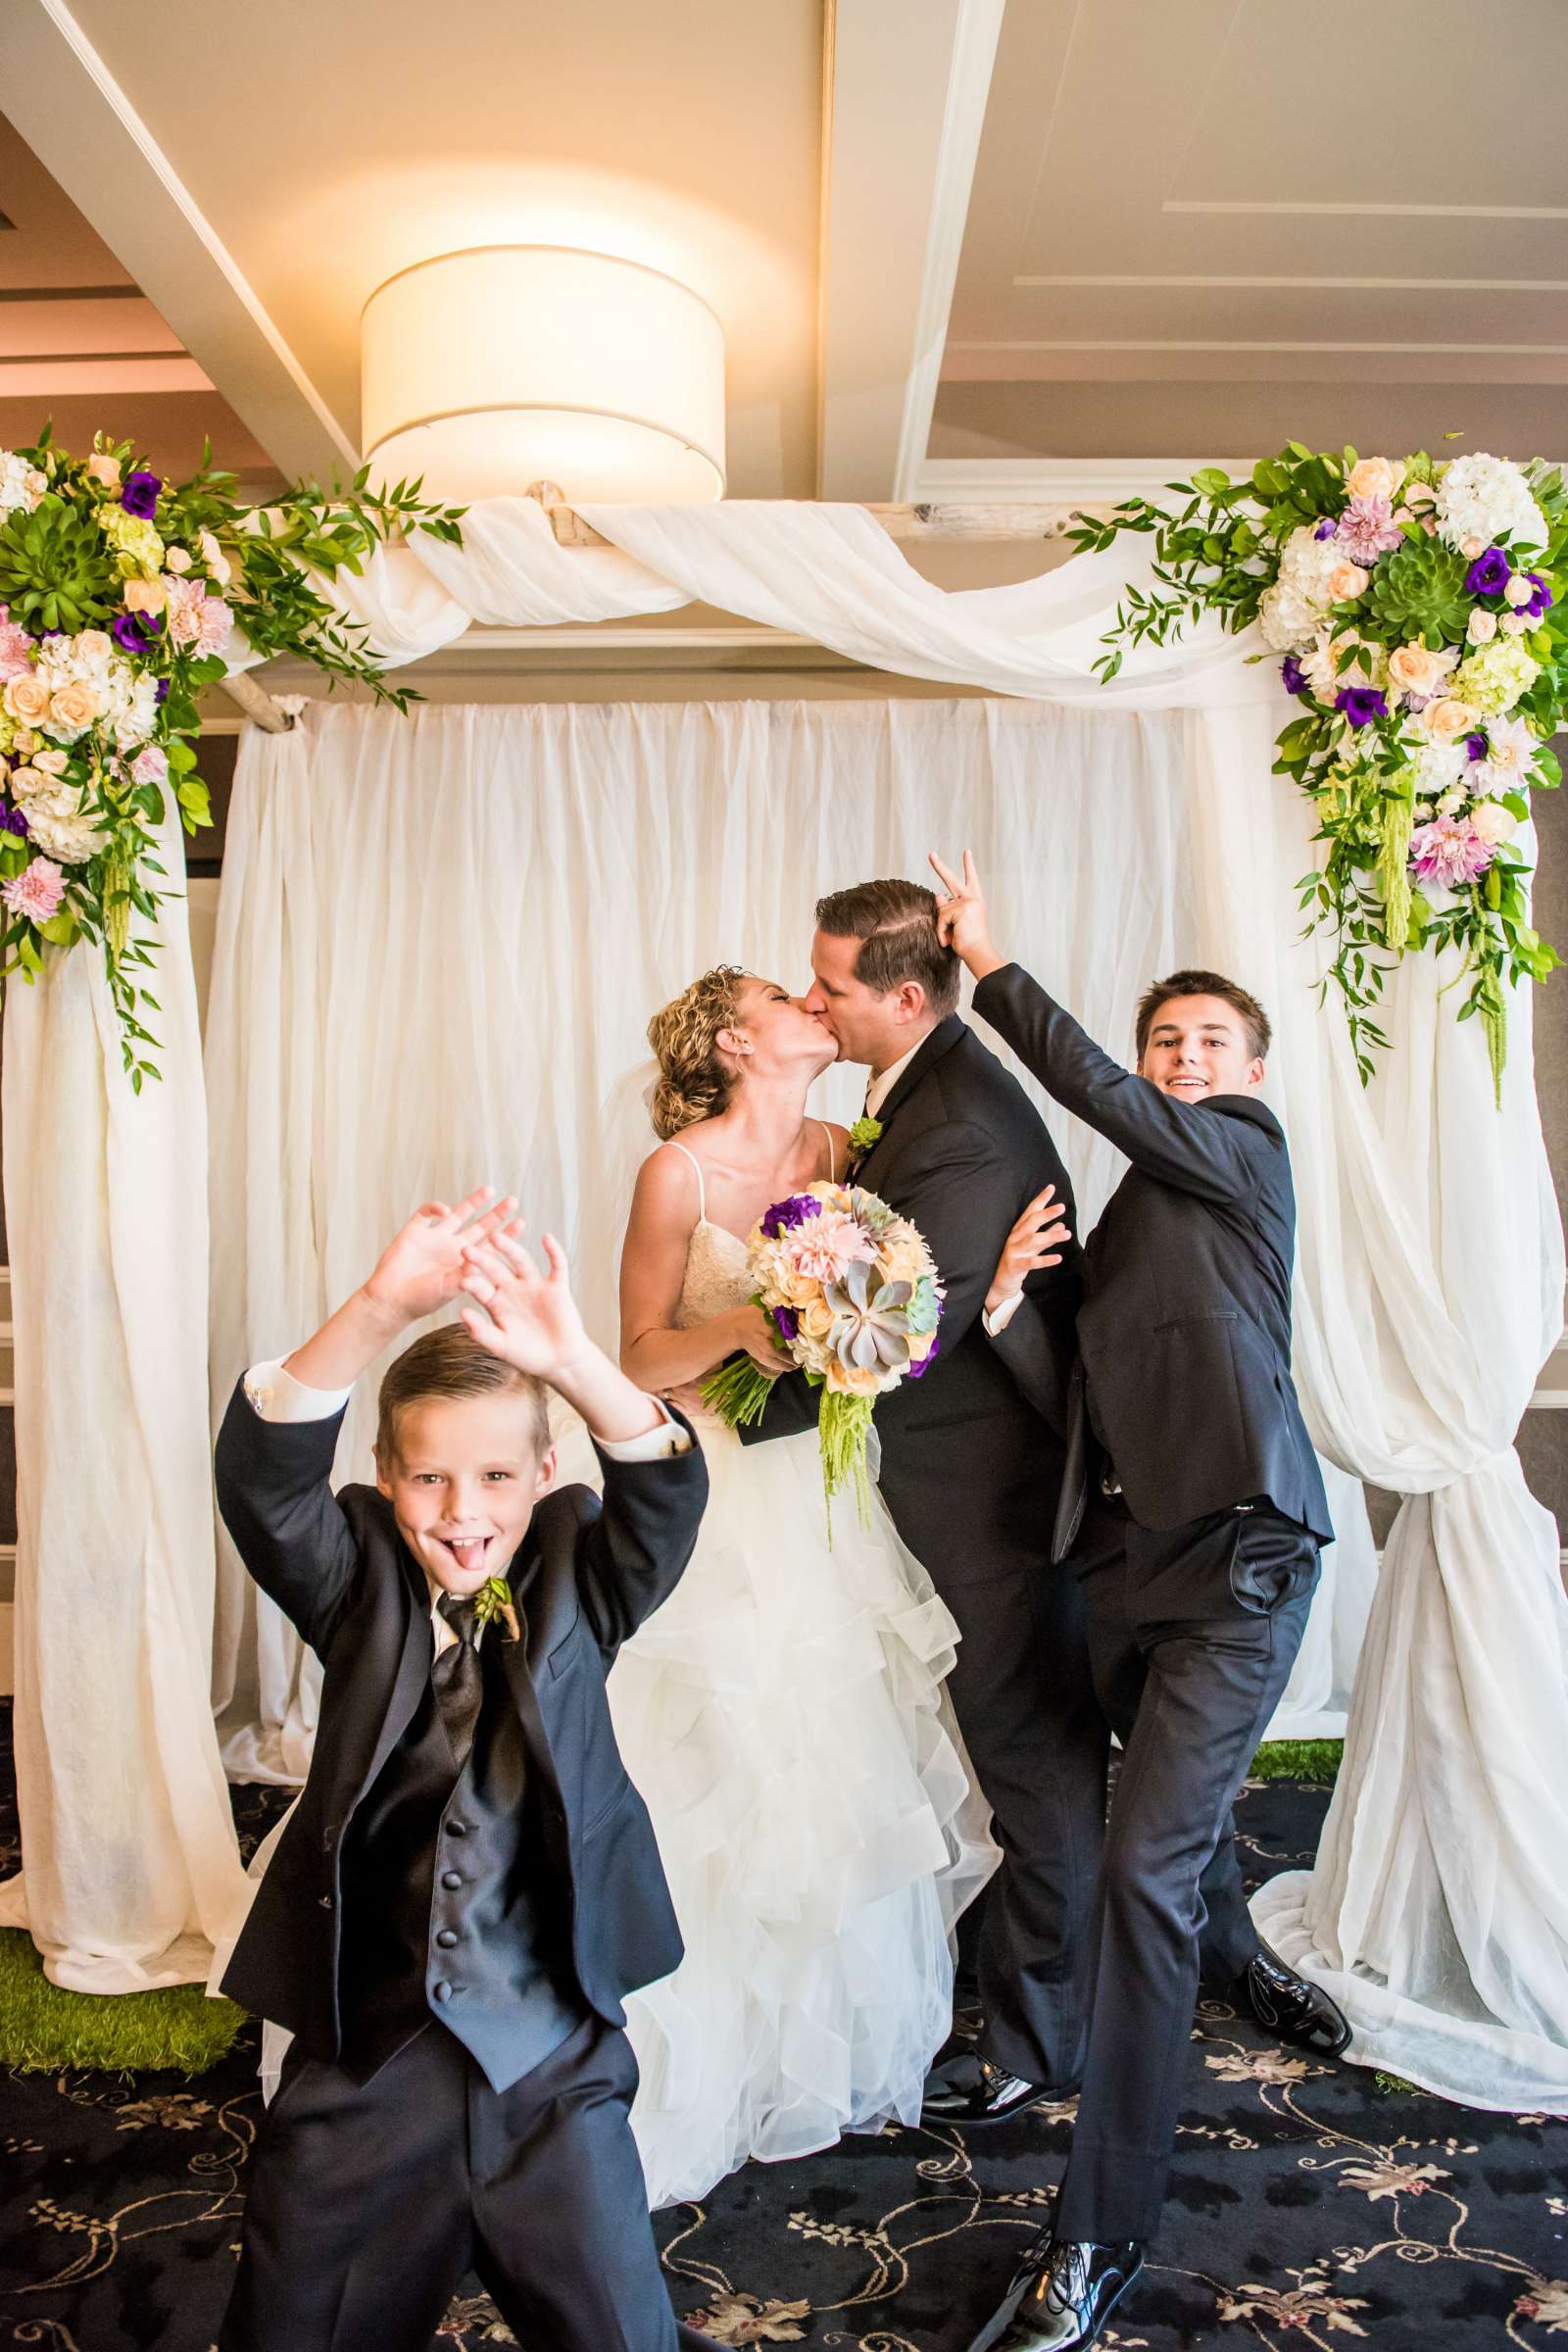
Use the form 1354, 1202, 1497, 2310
578, 1414, 997, 2209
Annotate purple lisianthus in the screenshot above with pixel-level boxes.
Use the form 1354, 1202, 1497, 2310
1465, 731, 1489, 763
1336, 685, 1388, 728
771, 1304, 800, 1345
1464, 546, 1512, 597
760, 1193, 818, 1240
1280, 653, 1309, 698
1520, 570, 1554, 619
155, 677, 170, 704
112, 610, 163, 656
1313, 517, 1337, 540
8, 807, 28, 837
121, 469, 162, 520
908, 1331, 939, 1380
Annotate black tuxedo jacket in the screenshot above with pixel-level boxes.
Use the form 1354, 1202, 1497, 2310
214, 1387, 708, 2070
738, 1011, 1083, 1582
973, 965, 1332, 1555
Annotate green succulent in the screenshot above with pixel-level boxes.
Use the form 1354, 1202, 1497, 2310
1364, 539, 1470, 643
0, 495, 120, 633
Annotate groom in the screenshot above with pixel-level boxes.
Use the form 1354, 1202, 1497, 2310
739, 877, 1107, 2116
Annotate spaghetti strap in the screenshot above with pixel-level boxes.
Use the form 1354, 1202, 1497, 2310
816, 1118, 837, 1182
664, 1137, 708, 1224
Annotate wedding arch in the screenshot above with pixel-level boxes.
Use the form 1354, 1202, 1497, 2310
1, 439, 1563, 2116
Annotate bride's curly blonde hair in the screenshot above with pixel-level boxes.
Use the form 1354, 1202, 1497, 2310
648, 964, 749, 1139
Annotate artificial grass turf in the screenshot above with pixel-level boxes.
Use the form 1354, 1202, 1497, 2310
0, 1928, 248, 2076
1250, 1737, 1344, 1783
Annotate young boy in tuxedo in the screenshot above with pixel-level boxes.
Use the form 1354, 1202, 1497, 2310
929, 856, 1349, 2352
214, 1184, 716, 2352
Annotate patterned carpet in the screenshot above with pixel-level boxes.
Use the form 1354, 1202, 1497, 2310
1, 1708, 1565, 2351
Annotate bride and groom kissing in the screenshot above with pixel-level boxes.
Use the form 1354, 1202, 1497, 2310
616, 860, 1351, 2352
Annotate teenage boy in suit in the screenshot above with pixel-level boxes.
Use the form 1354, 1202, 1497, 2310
930, 855, 1348, 2352
215, 1185, 717, 2352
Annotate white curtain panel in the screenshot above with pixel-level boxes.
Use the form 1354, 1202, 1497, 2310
0, 811, 247, 1988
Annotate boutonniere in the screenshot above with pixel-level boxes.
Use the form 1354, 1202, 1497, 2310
473, 1575, 521, 1643
847, 1115, 884, 1155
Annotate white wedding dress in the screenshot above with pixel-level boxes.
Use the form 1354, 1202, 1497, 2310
594, 1139, 997, 2209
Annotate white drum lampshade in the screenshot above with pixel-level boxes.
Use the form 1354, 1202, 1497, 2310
360, 245, 726, 505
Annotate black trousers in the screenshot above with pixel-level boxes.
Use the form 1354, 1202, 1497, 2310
1052, 1495, 1317, 2245
220, 2013, 720, 2352
938, 1556, 1108, 2088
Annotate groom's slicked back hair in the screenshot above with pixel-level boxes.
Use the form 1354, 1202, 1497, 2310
815, 879, 960, 1016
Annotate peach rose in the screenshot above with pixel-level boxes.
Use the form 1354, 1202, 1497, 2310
1469, 800, 1518, 845
164, 545, 193, 574
1403, 481, 1437, 512
84, 452, 122, 489
31, 748, 69, 776
74, 630, 113, 665
1387, 643, 1455, 696
1461, 536, 1485, 561
48, 681, 102, 733
12, 728, 40, 757
1348, 456, 1398, 504
801, 1298, 836, 1340
1500, 611, 1531, 636
1327, 563, 1369, 602
4, 674, 50, 727
1467, 610, 1497, 646
122, 576, 168, 614
1422, 698, 1478, 741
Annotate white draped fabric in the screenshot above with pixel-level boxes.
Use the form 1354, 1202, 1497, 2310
0, 810, 248, 1988
7, 495, 1561, 2113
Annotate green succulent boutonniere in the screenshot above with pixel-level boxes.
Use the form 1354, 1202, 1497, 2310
847, 1115, 884, 1155
472, 1575, 520, 1642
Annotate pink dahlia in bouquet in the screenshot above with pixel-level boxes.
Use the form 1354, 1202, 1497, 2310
700, 1181, 944, 1527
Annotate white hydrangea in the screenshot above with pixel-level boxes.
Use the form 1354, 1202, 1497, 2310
1258, 525, 1350, 651
1435, 453, 1546, 554
1409, 739, 1468, 799
103, 665, 159, 751
16, 779, 106, 864
0, 450, 47, 517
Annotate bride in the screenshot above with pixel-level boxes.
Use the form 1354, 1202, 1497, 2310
607, 963, 995, 2210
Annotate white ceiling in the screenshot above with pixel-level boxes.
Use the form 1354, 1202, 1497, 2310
2, 0, 1562, 514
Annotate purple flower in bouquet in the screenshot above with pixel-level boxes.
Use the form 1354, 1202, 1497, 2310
112, 610, 163, 656
1465, 732, 1490, 764
1464, 546, 1512, 597
1336, 685, 1388, 728
1409, 814, 1495, 888
120, 469, 161, 520
1519, 571, 1553, 619
907, 1330, 939, 1380
155, 677, 170, 704
1280, 653, 1309, 698
760, 1194, 818, 1240
771, 1304, 800, 1345
7, 806, 28, 836
1335, 497, 1403, 564
1313, 517, 1337, 540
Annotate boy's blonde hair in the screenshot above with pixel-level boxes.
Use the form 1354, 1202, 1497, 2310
375, 1323, 551, 1462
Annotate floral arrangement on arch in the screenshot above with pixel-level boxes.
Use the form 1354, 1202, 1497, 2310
1069, 446, 1564, 1090
701, 1181, 944, 1527
0, 428, 464, 1087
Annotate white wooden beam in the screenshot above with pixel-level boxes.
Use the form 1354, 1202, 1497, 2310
816, 0, 1004, 503
4, 0, 354, 481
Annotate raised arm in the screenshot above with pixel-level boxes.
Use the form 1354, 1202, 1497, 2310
618, 1145, 783, 1396
930, 852, 1271, 1205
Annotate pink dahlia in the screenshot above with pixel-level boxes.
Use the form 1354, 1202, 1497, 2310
1408, 815, 1495, 888
1335, 496, 1404, 565
789, 1212, 877, 1287
194, 594, 233, 657
0, 605, 33, 683
2, 856, 66, 923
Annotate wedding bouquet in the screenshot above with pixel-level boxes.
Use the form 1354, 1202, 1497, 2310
701, 1181, 944, 1527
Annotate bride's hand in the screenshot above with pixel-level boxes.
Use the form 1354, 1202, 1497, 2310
722, 1302, 789, 1376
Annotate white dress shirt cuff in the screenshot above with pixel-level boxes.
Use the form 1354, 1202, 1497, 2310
243, 1357, 354, 1421
982, 1292, 1026, 1339
597, 1402, 690, 1461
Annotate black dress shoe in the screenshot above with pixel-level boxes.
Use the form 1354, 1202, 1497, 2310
1236, 1940, 1351, 2057
921, 2052, 1062, 2125
968, 2234, 1144, 2351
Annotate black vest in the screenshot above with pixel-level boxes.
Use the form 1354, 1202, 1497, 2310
336, 1625, 585, 2089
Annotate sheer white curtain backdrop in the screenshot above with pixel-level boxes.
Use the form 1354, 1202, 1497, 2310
4, 494, 1560, 2103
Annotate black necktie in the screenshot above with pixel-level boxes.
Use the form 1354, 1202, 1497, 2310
432, 1593, 483, 1771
